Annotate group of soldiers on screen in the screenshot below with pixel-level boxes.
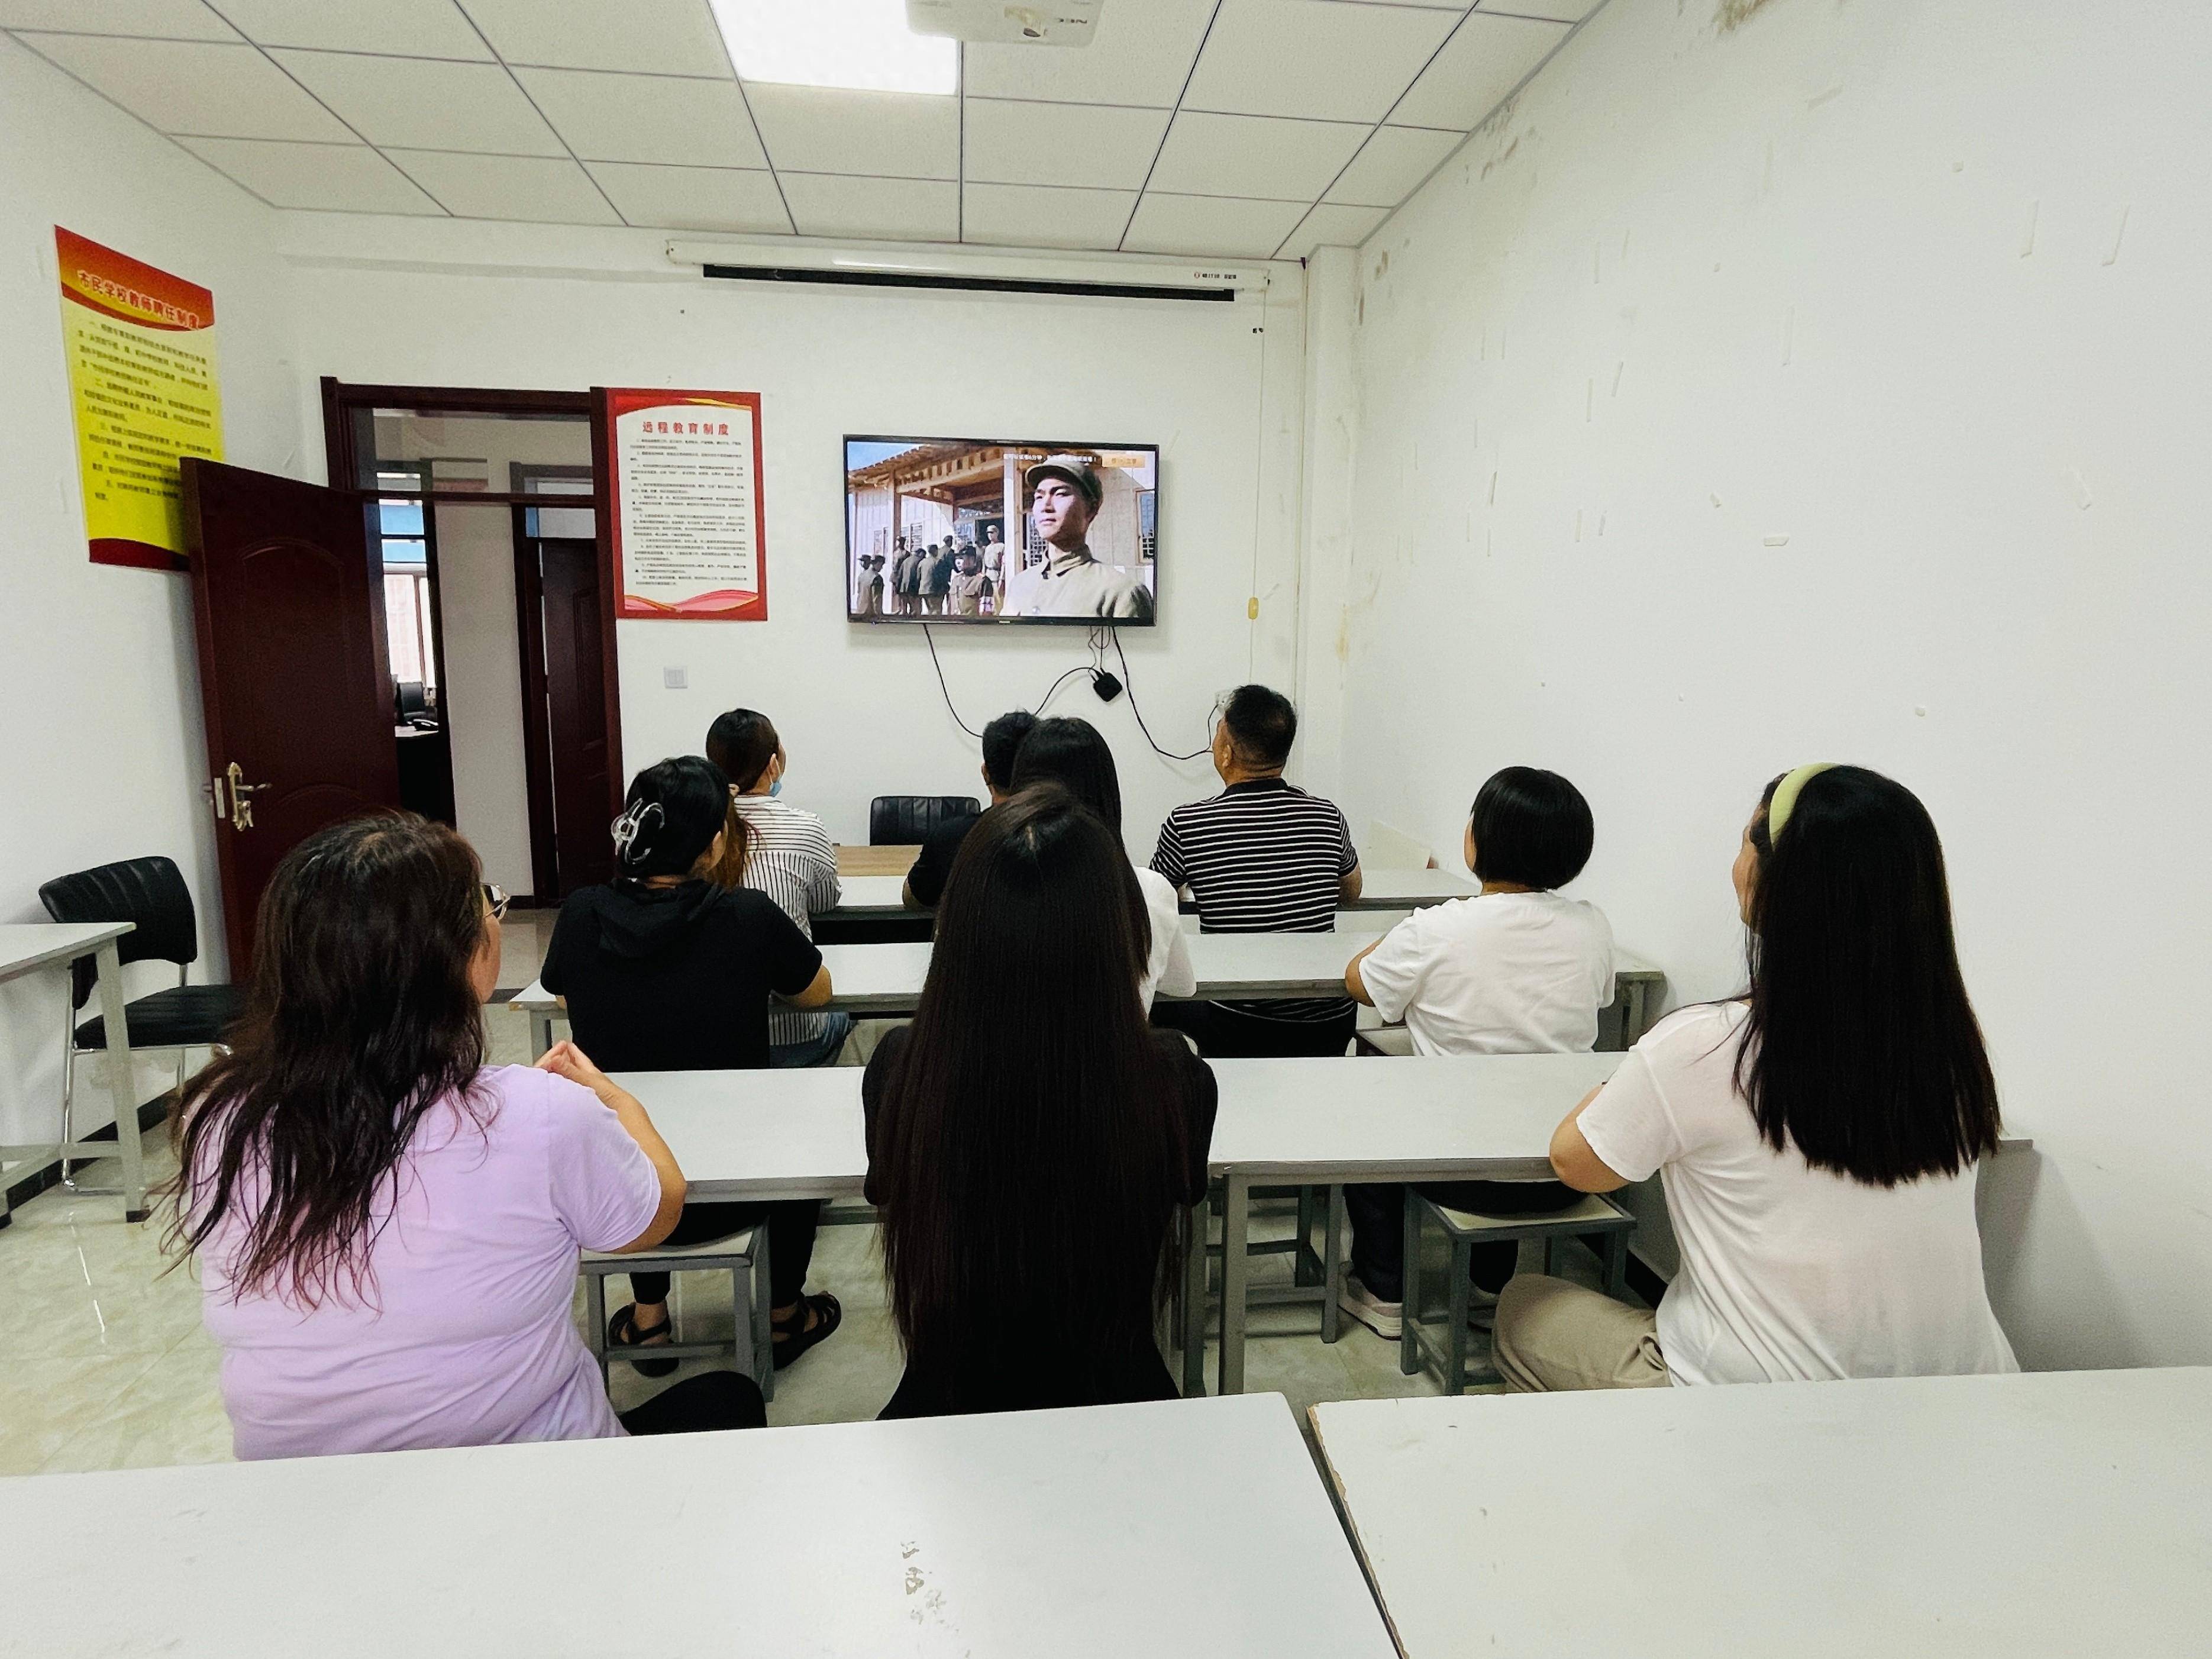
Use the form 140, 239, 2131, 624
857, 524, 1016, 618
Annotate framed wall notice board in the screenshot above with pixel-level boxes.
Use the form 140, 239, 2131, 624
598, 386, 767, 621
56, 227, 224, 571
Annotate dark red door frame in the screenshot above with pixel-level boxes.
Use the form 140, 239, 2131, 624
319, 377, 625, 870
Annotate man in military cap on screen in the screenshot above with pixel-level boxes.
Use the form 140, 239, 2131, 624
1022, 454, 1154, 621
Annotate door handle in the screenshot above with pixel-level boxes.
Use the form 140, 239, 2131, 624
224, 761, 269, 831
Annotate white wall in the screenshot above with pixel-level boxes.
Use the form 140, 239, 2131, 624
277, 217, 1309, 857
0, 38, 293, 1151
1336, 0, 2212, 1367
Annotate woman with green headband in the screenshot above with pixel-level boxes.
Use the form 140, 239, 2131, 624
1493, 764, 2016, 1390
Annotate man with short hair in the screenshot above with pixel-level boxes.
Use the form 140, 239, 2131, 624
902, 709, 1040, 908
890, 539, 921, 615
920, 538, 956, 616
1021, 456, 1153, 621
1151, 685, 1362, 1055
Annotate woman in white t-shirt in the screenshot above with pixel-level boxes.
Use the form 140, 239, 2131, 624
1337, 767, 1614, 1338
1496, 763, 2017, 1390
1009, 716, 1195, 1012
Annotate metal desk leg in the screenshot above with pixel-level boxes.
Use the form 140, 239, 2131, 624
1180, 1199, 1209, 1397
529, 1009, 554, 1057
1217, 1176, 1250, 1396
1321, 1184, 1345, 1344
92, 940, 146, 1221
1624, 979, 1649, 1047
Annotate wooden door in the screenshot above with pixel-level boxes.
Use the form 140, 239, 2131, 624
183, 459, 401, 973
537, 538, 615, 896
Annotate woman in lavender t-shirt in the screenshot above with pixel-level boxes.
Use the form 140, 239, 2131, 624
168, 814, 763, 1459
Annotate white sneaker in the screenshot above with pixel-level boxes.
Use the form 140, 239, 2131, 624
1339, 1275, 1403, 1340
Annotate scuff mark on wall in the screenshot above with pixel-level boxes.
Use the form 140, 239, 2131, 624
1716, 0, 1781, 32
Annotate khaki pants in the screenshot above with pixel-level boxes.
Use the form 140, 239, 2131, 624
1492, 1273, 1671, 1393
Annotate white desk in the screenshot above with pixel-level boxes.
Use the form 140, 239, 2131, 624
1311, 1367, 2212, 1657
822, 873, 913, 920
0, 921, 143, 1224
0, 1392, 1395, 1659
1339, 866, 1478, 910
511, 929, 1395, 1053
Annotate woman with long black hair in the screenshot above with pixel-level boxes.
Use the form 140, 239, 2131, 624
541, 755, 843, 1373
171, 814, 761, 1458
1499, 764, 2017, 1389
863, 786, 1217, 1418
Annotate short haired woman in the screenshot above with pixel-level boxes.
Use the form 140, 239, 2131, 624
171, 815, 761, 1458
541, 756, 842, 1375
1009, 716, 1195, 1011
1500, 764, 2017, 1389
863, 787, 1216, 1417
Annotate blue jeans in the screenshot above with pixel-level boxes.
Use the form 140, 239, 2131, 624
769, 1012, 854, 1069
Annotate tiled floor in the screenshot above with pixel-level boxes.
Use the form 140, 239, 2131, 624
0, 910, 1606, 1478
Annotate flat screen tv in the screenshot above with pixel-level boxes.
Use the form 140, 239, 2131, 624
845, 435, 1158, 626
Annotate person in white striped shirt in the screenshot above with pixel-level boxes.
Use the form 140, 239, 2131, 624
707, 709, 854, 1068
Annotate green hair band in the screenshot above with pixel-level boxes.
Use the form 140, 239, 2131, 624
1767, 763, 1838, 844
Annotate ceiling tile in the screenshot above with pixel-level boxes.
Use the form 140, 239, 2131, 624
745, 84, 957, 179
963, 99, 1169, 192
1123, 192, 1305, 259
15, 33, 354, 140
0, 0, 234, 38
175, 135, 447, 212
1182, 0, 1458, 124
585, 161, 790, 233
1390, 11, 1567, 131
271, 50, 563, 154
515, 67, 766, 167
1147, 110, 1366, 201
457, 0, 732, 77
962, 0, 1210, 107
386, 149, 620, 222
1325, 124, 1459, 206
777, 173, 958, 243
962, 182, 1135, 250
1275, 200, 1387, 259
1481, 0, 1594, 19
215, 0, 492, 57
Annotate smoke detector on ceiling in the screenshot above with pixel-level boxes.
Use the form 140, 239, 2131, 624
906, 1, 1102, 47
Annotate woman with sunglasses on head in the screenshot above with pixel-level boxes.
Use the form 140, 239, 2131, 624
171, 814, 761, 1458
1497, 764, 2017, 1390
541, 756, 844, 1375
863, 785, 1216, 1418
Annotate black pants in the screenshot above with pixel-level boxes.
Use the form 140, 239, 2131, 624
629, 1199, 819, 1308
1153, 999, 1358, 1058
1345, 1179, 1583, 1302
618, 1370, 766, 1435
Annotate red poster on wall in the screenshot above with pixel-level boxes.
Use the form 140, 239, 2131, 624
598, 387, 767, 621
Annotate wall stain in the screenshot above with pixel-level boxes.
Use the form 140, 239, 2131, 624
1715, 0, 1780, 32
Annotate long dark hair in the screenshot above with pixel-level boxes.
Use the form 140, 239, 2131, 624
1010, 715, 1123, 831
1736, 766, 2000, 1184
164, 815, 489, 1305
615, 756, 740, 886
874, 788, 1191, 1399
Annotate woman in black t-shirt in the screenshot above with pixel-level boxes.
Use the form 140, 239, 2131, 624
864, 786, 1217, 1418
541, 756, 842, 1376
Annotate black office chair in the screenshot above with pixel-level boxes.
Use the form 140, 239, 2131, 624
868, 795, 980, 846
38, 857, 244, 1192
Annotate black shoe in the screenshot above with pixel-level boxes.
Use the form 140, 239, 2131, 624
771, 1292, 842, 1370
606, 1303, 679, 1379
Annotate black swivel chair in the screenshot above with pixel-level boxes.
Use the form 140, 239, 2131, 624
38, 857, 244, 1192
868, 795, 980, 846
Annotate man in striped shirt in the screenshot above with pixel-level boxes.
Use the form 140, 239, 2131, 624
1151, 684, 1364, 1057
708, 708, 852, 1068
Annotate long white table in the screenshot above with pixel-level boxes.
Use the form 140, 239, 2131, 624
513, 937, 1668, 1054
0, 921, 143, 1224
1312, 1367, 2212, 1657
1, 1392, 1396, 1659
825, 866, 1480, 923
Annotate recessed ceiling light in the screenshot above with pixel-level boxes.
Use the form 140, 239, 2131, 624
709, 0, 958, 96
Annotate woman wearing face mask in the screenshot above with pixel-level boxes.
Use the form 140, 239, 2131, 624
707, 709, 852, 1069
541, 756, 844, 1374
1497, 764, 2017, 1391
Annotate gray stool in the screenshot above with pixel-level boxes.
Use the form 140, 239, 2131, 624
1400, 1191, 1636, 1393
580, 1227, 776, 1400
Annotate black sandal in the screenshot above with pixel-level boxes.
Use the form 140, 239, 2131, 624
606, 1303, 679, 1379
771, 1292, 842, 1370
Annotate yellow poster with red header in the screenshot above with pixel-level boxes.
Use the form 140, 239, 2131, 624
55, 227, 223, 571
